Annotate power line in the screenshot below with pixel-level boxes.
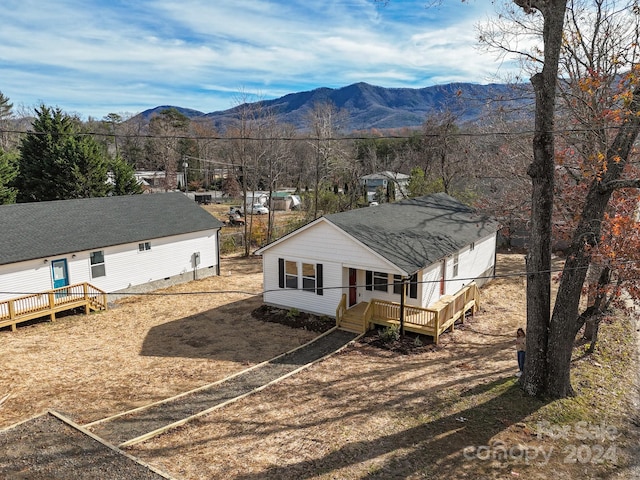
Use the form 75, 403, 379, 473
0, 124, 635, 142
2, 260, 626, 299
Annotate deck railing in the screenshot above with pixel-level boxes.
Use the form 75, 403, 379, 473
0, 283, 107, 332
335, 294, 347, 324
338, 282, 480, 343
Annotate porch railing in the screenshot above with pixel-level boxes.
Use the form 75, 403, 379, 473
335, 294, 347, 322
0, 283, 108, 332
336, 282, 480, 343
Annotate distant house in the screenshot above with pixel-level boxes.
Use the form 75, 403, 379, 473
126, 171, 184, 192
360, 171, 410, 203
0, 193, 224, 303
255, 193, 498, 337
245, 191, 270, 206
270, 191, 302, 211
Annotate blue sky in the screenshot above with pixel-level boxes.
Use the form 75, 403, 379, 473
0, 0, 518, 119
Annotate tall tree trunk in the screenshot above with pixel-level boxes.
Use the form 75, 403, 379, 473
582, 266, 611, 340
545, 87, 640, 397
520, 0, 568, 397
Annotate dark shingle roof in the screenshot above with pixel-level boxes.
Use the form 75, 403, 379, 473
0, 193, 223, 265
324, 193, 499, 274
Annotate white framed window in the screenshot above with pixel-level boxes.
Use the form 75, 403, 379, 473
453, 253, 459, 277
373, 271, 388, 292
278, 259, 323, 295
90, 250, 106, 278
393, 275, 403, 295
285, 260, 298, 288
138, 242, 151, 252
302, 263, 316, 292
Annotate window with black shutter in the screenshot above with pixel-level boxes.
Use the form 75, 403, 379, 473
409, 273, 418, 299
316, 263, 323, 295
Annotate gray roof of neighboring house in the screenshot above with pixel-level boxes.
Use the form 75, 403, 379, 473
360, 171, 410, 182
324, 193, 499, 275
0, 193, 224, 266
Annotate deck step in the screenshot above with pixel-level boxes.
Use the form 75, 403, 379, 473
338, 318, 365, 333
338, 324, 364, 334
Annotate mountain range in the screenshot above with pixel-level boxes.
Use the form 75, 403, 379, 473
139, 81, 533, 132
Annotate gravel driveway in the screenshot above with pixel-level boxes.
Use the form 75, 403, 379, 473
0, 329, 357, 479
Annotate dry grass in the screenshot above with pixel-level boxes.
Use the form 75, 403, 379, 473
1, 253, 638, 480
0, 254, 317, 428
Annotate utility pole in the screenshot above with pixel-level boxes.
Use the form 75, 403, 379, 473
182, 159, 188, 193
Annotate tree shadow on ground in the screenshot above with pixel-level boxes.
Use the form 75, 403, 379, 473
139, 296, 319, 363
230, 376, 548, 480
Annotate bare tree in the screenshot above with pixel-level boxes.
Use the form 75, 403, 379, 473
146, 108, 191, 191
483, 0, 640, 397
421, 111, 475, 195
306, 101, 349, 218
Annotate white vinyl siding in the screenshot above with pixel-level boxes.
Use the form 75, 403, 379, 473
267, 221, 396, 273
0, 229, 219, 302
443, 232, 496, 295
421, 263, 442, 307
261, 221, 400, 317
264, 254, 338, 316
0, 259, 57, 302
259, 219, 496, 316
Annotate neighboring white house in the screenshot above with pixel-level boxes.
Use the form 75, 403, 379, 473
245, 191, 270, 206
360, 171, 410, 203
255, 193, 499, 318
0, 193, 224, 302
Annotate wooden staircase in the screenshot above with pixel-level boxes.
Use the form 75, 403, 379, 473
337, 302, 368, 333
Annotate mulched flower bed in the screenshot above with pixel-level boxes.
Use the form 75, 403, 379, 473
251, 305, 335, 333
358, 329, 438, 355
252, 305, 468, 355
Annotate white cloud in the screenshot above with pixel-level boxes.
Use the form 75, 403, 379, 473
0, 0, 520, 118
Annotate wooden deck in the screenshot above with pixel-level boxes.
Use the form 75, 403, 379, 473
0, 283, 108, 332
336, 283, 479, 344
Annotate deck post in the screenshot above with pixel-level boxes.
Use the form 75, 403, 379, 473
9, 300, 16, 332
48, 292, 56, 322
400, 278, 406, 336
83, 283, 90, 314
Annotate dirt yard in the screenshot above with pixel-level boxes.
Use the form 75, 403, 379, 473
1, 253, 638, 479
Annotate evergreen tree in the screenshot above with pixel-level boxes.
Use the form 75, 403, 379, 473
109, 156, 143, 195
407, 167, 444, 197
0, 91, 14, 151
0, 149, 18, 204
16, 105, 110, 202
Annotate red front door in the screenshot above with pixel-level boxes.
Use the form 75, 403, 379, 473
349, 268, 357, 306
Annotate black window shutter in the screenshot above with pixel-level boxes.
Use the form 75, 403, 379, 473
366, 270, 372, 291
409, 273, 418, 299
278, 258, 285, 288
316, 263, 323, 295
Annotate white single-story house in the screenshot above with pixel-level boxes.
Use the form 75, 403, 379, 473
360, 171, 410, 203
255, 193, 499, 322
0, 193, 224, 303
245, 191, 270, 206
